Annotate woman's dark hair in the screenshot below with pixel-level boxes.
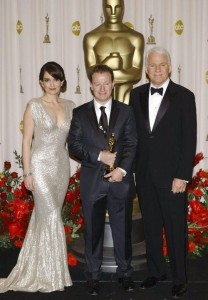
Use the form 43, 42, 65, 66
39, 61, 67, 93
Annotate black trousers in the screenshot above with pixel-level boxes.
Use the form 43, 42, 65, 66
81, 179, 133, 280
137, 179, 188, 285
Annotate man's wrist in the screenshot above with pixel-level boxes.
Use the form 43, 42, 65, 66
116, 167, 126, 177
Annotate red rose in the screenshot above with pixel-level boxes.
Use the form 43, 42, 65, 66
0, 180, 4, 187
65, 191, 74, 202
188, 227, 198, 234
0, 192, 7, 200
8, 223, 20, 239
4, 161, 11, 170
12, 199, 30, 219
188, 241, 196, 253
198, 169, 208, 179
11, 172, 18, 178
75, 169, 80, 180
14, 240, 23, 248
189, 200, 206, 214
64, 225, 72, 234
67, 252, 77, 267
69, 177, 75, 185
7, 186, 12, 192
71, 204, 80, 214
193, 152, 204, 167
193, 189, 203, 197
14, 189, 23, 197
77, 216, 84, 225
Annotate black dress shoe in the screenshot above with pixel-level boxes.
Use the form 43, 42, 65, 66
119, 277, 135, 291
172, 284, 187, 298
140, 274, 167, 289
86, 280, 100, 296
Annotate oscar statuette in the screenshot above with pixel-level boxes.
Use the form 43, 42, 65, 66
104, 133, 116, 175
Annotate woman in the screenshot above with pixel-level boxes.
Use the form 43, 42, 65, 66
0, 61, 75, 292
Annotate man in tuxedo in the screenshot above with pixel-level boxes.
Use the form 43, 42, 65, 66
129, 46, 197, 298
68, 64, 137, 295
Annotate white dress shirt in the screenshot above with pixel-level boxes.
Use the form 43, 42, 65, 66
149, 79, 170, 130
94, 98, 126, 176
94, 98, 112, 124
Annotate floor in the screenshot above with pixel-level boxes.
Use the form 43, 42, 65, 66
0, 249, 208, 299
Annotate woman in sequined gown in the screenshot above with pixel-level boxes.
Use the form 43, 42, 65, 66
0, 62, 75, 292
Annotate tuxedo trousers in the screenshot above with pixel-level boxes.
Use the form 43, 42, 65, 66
81, 178, 134, 280
137, 178, 188, 285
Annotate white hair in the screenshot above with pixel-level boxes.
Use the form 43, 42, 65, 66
145, 46, 171, 66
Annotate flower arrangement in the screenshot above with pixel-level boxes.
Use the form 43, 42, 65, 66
187, 152, 208, 257
0, 151, 83, 267
163, 152, 208, 259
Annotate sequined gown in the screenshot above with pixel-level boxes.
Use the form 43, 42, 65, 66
0, 98, 75, 292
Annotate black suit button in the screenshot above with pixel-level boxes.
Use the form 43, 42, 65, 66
149, 135, 154, 139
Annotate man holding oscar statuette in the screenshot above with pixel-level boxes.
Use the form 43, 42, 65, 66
68, 65, 137, 295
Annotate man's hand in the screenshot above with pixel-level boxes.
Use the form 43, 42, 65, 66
171, 178, 187, 194
104, 167, 124, 183
100, 150, 116, 167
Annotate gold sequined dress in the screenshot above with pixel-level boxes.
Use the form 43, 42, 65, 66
0, 98, 75, 292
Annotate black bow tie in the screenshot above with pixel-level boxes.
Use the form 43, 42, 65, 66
151, 87, 163, 96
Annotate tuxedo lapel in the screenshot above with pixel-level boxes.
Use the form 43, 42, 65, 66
108, 100, 119, 137
86, 101, 99, 131
86, 101, 107, 146
152, 85, 171, 132
140, 88, 151, 133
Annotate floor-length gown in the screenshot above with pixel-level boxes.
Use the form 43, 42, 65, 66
0, 98, 75, 292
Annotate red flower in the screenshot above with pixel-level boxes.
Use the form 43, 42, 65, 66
192, 189, 203, 197
193, 152, 204, 167
0, 192, 7, 200
0, 180, 4, 187
14, 240, 23, 248
188, 227, 198, 234
8, 222, 21, 239
7, 186, 12, 192
13, 199, 30, 219
188, 241, 196, 253
64, 225, 72, 234
189, 200, 206, 214
14, 189, 23, 197
65, 191, 74, 203
69, 177, 75, 185
77, 216, 84, 225
4, 161, 11, 170
11, 172, 18, 178
71, 203, 80, 214
67, 252, 77, 267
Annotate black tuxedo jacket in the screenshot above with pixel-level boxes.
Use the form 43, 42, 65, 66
129, 80, 197, 188
67, 99, 137, 202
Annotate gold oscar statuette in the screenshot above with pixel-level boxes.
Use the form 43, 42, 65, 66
75, 65, 81, 94
146, 14, 156, 45
19, 65, 24, 93
43, 13, 51, 43
105, 133, 116, 174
